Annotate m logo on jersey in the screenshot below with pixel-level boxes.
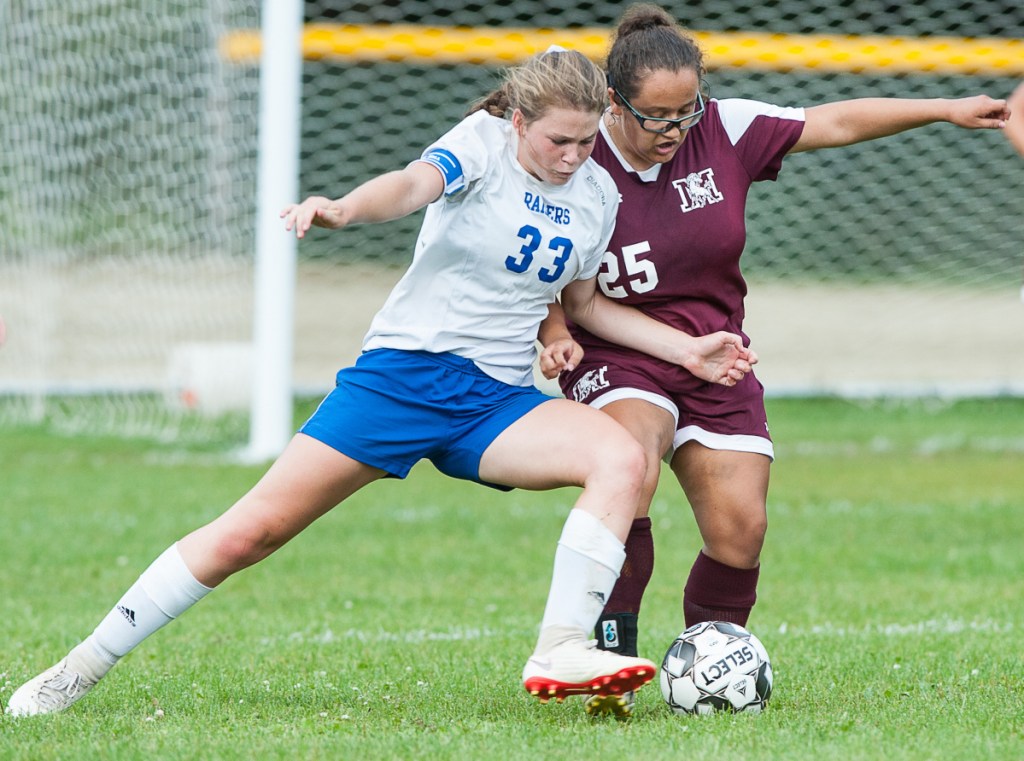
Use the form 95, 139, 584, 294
572, 366, 609, 402
672, 168, 723, 213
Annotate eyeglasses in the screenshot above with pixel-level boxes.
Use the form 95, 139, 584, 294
613, 84, 709, 134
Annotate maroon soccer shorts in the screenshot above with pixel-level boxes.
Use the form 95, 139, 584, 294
559, 348, 774, 460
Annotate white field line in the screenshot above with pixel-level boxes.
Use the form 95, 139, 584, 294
775, 619, 1014, 636
264, 618, 1013, 648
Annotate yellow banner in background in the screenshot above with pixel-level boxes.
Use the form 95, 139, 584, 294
220, 24, 1024, 76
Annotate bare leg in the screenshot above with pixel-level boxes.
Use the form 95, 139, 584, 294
592, 399, 675, 615
6, 434, 384, 716
479, 398, 647, 540
598, 398, 677, 520
571, 398, 674, 716
672, 443, 769, 569
480, 399, 658, 702
672, 442, 770, 627
180, 433, 385, 586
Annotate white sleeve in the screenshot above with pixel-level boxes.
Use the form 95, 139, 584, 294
716, 98, 805, 146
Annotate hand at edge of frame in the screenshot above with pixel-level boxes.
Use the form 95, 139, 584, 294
949, 94, 1011, 130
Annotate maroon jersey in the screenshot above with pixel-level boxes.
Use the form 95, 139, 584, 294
559, 99, 804, 448
571, 97, 805, 352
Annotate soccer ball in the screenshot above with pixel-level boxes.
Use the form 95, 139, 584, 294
659, 621, 772, 715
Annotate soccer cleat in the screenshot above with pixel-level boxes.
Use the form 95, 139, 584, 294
522, 638, 655, 704
584, 612, 640, 718
584, 689, 636, 719
5, 658, 98, 717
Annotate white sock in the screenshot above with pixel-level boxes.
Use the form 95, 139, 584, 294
536, 509, 626, 650
66, 638, 114, 683
86, 542, 213, 665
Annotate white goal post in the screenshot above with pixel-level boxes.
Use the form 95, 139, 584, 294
246, 0, 302, 461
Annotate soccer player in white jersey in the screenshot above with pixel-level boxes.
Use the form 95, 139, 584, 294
540, 4, 1011, 718
6, 48, 759, 717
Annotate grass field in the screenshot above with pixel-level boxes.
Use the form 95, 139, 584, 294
1, 397, 1022, 760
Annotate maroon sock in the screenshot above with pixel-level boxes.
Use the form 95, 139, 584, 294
683, 551, 759, 628
604, 517, 653, 614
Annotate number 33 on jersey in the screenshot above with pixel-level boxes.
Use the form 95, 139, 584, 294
362, 109, 620, 387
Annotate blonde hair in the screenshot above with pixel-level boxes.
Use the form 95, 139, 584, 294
467, 49, 607, 123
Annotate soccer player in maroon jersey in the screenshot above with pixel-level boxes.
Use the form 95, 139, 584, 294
541, 3, 1012, 718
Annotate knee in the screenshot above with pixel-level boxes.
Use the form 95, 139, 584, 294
741, 510, 768, 548
730, 510, 767, 558
590, 435, 647, 496
617, 438, 649, 495
641, 448, 664, 500
706, 509, 767, 566
206, 519, 281, 573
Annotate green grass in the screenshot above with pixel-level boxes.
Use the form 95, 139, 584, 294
2, 397, 1023, 760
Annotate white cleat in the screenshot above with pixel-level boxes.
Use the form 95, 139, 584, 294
522, 639, 655, 704
6, 658, 97, 717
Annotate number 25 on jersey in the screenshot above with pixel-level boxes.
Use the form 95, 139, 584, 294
598, 241, 659, 298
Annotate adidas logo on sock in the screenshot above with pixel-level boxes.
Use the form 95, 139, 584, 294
117, 605, 137, 627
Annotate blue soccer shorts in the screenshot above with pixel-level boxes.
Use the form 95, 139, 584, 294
300, 349, 553, 488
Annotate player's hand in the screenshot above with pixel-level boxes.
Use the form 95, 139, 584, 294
948, 94, 1010, 130
681, 332, 758, 387
280, 196, 348, 238
539, 338, 584, 379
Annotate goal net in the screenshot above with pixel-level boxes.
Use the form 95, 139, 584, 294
2, 0, 1022, 445
0, 1, 261, 440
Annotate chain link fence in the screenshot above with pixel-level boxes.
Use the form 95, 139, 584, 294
1, 0, 1021, 441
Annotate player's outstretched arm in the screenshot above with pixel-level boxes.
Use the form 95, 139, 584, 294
281, 162, 445, 238
560, 279, 757, 387
793, 95, 1010, 153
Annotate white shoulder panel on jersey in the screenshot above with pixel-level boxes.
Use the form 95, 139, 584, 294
716, 98, 805, 146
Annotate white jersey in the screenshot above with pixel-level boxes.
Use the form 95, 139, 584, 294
363, 109, 619, 386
